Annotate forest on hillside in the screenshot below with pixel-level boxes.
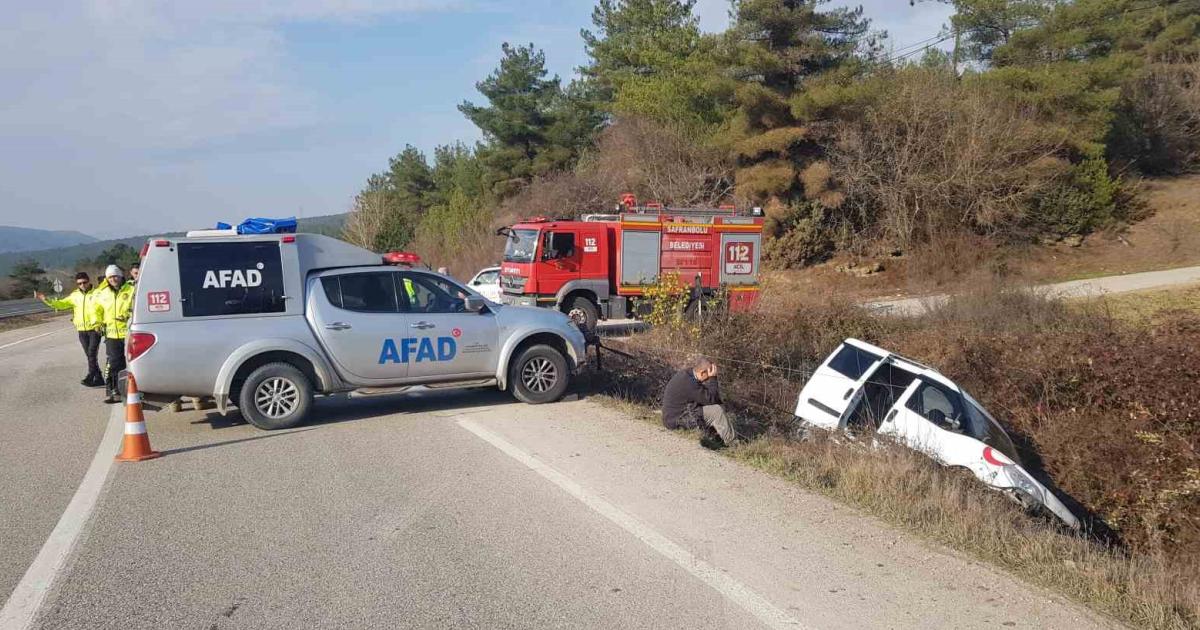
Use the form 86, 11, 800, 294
343, 0, 1199, 276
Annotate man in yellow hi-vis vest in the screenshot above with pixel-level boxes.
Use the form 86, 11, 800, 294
37, 271, 104, 387
93, 265, 136, 403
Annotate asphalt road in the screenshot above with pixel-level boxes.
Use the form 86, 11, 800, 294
0, 322, 1118, 629
865, 264, 1200, 316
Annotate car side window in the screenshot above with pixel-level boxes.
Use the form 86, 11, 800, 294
543, 232, 576, 260
321, 276, 342, 308
827, 344, 883, 380
906, 380, 966, 434
398, 273, 467, 314
328, 272, 398, 313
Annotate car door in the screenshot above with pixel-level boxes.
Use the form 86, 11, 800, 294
308, 271, 410, 383
793, 339, 889, 429
533, 230, 581, 296
398, 271, 499, 380
880, 377, 986, 466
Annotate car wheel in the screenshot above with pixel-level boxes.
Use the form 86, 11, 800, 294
238, 362, 313, 430
563, 296, 598, 332
509, 344, 570, 404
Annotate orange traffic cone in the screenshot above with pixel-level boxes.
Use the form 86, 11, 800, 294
116, 374, 161, 462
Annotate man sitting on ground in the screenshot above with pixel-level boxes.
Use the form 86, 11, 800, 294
662, 356, 738, 449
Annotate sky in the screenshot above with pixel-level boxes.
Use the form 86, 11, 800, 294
0, 0, 953, 239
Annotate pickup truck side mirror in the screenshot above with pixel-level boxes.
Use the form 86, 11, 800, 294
464, 296, 487, 312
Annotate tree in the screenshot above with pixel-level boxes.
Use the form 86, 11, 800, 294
919, 0, 1055, 64
8, 258, 49, 298
385, 145, 435, 211
85, 243, 139, 272
461, 43, 596, 198
581, 0, 732, 130
722, 0, 871, 226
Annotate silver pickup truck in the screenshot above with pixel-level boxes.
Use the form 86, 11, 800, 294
127, 232, 586, 429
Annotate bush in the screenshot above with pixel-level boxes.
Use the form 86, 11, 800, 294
1110, 61, 1200, 175
829, 67, 1137, 247
1028, 155, 1124, 237
761, 202, 834, 269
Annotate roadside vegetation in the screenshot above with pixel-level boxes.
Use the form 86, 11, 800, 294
341, 0, 1198, 279
333, 1, 1199, 623
591, 283, 1200, 629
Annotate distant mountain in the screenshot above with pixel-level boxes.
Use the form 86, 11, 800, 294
0, 225, 97, 253
0, 213, 347, 275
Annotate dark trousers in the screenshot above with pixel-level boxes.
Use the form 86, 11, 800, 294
77, 331, 102, 381
104, 338, 126, 396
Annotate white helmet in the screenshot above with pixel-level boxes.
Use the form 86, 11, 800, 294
105, 264, 124, 279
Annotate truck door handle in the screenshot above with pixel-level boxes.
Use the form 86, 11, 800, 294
411, 321, 435, 330
325, 322, 352, 331
843, 387, 854, 400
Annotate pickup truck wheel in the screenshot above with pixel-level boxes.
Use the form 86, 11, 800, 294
238, 362, 313, 430
563, 296, 598, 333
509, 345, 570, 404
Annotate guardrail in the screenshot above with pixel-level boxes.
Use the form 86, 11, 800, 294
0, 299, 51, 320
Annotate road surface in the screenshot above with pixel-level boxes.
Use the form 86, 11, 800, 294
864, 265, 1200, 316
0, 320, 1118, 629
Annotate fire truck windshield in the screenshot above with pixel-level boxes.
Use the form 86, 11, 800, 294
503, 228, 539, 263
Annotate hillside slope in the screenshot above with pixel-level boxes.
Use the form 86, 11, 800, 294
0, 213, 346, 275
0, 225, 96, 253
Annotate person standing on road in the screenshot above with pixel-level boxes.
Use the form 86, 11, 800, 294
93, 265, 135, 404
37, 272, 104, 387
662, 356, 738, 450
129, 262, 140, 285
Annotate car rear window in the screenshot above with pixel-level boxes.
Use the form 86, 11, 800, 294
178, 241, 286, 317
827, 343, 884, 379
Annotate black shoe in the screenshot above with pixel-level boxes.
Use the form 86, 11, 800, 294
103, 395, 119, 404
81, 378, 90, 386
700, 434, 727, 451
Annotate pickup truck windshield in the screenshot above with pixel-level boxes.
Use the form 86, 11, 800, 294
504, 229, 539, 263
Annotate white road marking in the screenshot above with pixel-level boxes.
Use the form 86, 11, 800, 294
0, 405, 124, 630
0, 330, 60, 351
456, 418, 808, 630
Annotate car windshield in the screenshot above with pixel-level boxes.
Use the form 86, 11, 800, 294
962, 392, 1021, 464
503, 229, 539, 263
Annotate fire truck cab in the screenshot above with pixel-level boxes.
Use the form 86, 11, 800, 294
498, 200, 765, 330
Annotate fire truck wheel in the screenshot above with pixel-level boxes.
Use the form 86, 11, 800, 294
563, 296, 598, 332
509, 344, 570, 404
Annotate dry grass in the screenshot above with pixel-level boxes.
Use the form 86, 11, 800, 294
586, 284, 1200, 629
733, 436, 1199, 630
1088, 284, 1200, 324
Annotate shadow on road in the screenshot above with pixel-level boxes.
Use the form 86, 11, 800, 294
161, 427, 320, 456
189, 387, 522, 431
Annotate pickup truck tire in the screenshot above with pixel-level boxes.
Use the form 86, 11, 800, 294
563, 296, 598, 333
509, 344, 570, 404
238, 362, 314, 430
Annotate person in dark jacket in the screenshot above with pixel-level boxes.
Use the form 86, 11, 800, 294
662, 355, 737, 449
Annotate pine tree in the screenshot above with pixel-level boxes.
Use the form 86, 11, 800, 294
460, 43, 596, 198
724, 0, 870, 214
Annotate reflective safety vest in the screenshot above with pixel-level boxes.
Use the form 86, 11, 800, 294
43, 287, 102, 332
94, 282, 135, 340
402, 277, 417, 305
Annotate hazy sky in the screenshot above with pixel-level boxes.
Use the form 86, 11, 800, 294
0, 0, 952, 238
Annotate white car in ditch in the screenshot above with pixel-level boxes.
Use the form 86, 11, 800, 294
794, 338, 1080, 529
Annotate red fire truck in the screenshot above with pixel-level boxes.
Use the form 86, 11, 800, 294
497, 197, 765, 330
